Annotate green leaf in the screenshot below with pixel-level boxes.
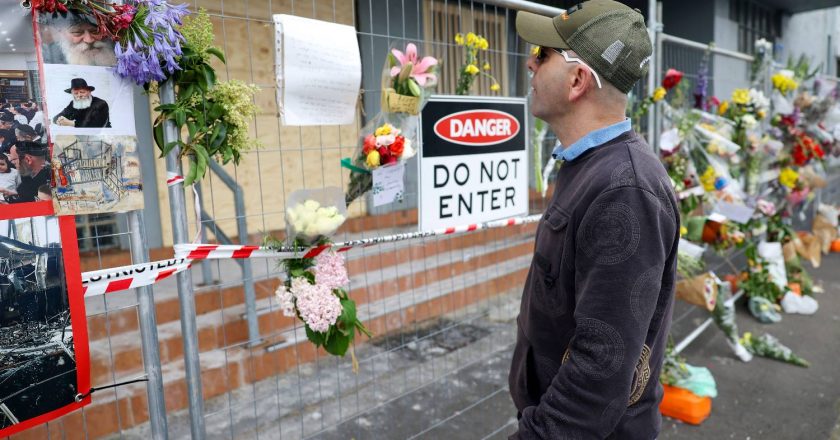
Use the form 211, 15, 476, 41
184, 154, 199, 185
187, 121, 198, 142
203, 64, 216, 89
161, 140, 180, 158
156, 103, 178, 112
324, 333, 351, 356
305, 326, 326, 347
207, 47, 226, 63
153, 123, 165, 150
174, 109, 186, 127
407, 79, 421, 97
210, 123, 228, 149
207, 103, 224, 121
340, 299, 357, 328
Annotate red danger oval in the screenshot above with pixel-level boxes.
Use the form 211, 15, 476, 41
433, 110, 520, 146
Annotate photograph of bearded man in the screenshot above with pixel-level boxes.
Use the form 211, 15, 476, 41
52, 78, 111, 129
40, 12, 117, 66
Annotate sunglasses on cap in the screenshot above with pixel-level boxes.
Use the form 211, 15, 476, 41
534, 46, 603, 89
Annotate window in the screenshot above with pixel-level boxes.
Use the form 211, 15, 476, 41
75, 213, 119, 252
730, 0, 781, 55
422, 1, 509, 95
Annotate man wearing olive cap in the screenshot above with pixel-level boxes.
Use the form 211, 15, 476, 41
509, 1, 679, 438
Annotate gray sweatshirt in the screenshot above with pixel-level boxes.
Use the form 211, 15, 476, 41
509, 130, 680, 439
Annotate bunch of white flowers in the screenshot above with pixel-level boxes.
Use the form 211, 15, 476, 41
287, 200, 346, 241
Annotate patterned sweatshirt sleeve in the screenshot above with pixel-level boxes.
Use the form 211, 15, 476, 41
515, 185, 676, 439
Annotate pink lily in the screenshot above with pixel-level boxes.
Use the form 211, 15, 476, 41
390, 43, 438, 86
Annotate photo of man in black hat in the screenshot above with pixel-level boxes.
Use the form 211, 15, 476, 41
0, 141, 51, 204
52, 78, 111, 129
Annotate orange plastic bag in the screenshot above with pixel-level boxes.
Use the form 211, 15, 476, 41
659, 384, 712, 425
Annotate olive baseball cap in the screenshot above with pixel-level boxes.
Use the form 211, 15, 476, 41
516, 0, 652, 93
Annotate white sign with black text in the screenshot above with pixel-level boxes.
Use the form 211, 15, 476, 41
419, 96, 528, 230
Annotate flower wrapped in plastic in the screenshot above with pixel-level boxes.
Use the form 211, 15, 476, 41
739, 332, 809, 367
267, 187, 370, 368
382, 42, 439, 115
285, 187, 347, 246
344, 113, 419, 206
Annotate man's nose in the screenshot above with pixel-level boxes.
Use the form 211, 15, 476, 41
82, 31, 98, 43
526, 56, 537, 73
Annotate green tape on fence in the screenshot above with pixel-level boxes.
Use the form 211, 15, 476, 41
341, 157, 370, 174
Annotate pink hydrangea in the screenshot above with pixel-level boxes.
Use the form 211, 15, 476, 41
290, 277, 342, 333
313, 251, 350, 290
274, 284, 296, 317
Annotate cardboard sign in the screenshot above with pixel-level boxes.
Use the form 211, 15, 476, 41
419, 96, 528, 230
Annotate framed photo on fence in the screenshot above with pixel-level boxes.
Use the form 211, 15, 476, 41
0, 212, 90, 436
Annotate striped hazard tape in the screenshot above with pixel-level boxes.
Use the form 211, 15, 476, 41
80, 214, 541, 297
174, 214, 542, 261
82, 258, 192, 297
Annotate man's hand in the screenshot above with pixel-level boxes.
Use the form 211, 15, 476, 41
56, 116, 76, 127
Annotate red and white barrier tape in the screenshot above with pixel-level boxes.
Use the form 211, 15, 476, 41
174, 214, 542, 261
80, 214, 541, 297
82, 258, 192, 297
166, 172, 184, 186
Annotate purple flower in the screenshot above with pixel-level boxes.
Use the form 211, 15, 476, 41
114, 0, 189, 85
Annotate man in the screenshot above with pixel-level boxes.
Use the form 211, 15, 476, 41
41, 12, 117, 66
0, 141, 50, 204
53, 78, 111, 129
0, 112, 17, 154
15, 124, 40, 143
509, 2, 679, 438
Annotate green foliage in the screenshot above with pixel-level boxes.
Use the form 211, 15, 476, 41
152, 16, 259, 185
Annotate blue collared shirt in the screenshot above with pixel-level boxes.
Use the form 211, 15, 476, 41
551, 118, 631, 162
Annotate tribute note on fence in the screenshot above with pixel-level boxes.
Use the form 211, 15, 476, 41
274, 14, 361, 126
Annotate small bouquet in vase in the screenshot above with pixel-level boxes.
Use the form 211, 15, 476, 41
268, 187, 370, 370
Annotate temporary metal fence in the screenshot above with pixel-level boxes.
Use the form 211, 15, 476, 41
18, 1, 840, 439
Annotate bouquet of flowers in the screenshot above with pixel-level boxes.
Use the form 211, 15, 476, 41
268, 188, 370, 369
382, 43, 439, 114
739, 332, 809, 367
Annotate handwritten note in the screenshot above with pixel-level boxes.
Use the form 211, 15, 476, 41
274, 14, 361, 126
372, 163, 406, 207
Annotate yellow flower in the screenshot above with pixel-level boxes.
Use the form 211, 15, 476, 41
731, 88, 749, 105
652, 86, 666, 102
700, 166, 717, 192
454, 33, 464, 46
465, 64, 480, 75
531, 45, 540, 56
366, 150, 381, 168
478, 37, 489, 50
779, 167, 799, 189
772, 73, 798, 94
483, 62, 491, 71
490, 83, 501, 92
718, 101, 729, 115
757, 109, 766, 119
374, 123, 392, 137
466, 32, 477, 47
680, 226, 688, 236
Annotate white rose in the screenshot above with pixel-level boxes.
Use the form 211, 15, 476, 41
303, 223, 322, 238
401, 140, 416, 159
742, 114, 757, 129
312, 217, 338, 236
303, 200, 320, 211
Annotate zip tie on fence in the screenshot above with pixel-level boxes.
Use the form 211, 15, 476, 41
81, 258, 193, 297
75, 377, 149, 402
174, 214, 543, 261
79, 214, 541, 297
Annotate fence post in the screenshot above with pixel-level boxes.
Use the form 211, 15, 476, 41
127, 210, 169, 439
159, 79, 207, 439
646, 0, 657, 148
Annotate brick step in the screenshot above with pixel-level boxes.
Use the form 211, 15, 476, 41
87, 230, 535, 385
48, 258, 531, 439
83, 222, 537, 344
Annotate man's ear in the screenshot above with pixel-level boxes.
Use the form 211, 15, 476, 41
567, 65, 593, 102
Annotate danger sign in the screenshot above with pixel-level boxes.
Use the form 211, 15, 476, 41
419, 96, 528, 230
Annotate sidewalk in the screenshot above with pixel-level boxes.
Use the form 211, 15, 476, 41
305, 253, 840, 439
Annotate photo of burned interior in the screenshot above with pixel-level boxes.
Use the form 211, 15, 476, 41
0, 216, 77, 430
